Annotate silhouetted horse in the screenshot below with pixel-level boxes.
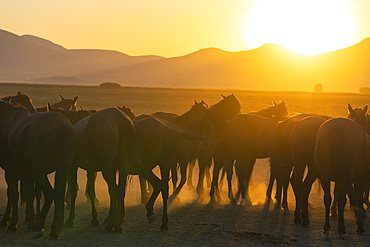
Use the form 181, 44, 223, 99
171, 94, 241, 202
249, 101, 288, 118
210, 113, 282, 204
266, 113, 330, 213
129, 101, 218, 230
289, 116, 328, 223
0, 100, 76, 239
1, 91, 37, 114
37, 95, 78, 112
64, 108, 141, 233
315, 117, 369, 240
47, 102, 92, 125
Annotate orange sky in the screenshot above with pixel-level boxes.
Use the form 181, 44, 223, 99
1, 0, 370, 57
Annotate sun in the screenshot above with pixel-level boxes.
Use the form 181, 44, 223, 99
242, 0, 356, 56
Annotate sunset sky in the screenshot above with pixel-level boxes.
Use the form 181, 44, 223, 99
1, 0, 370, 57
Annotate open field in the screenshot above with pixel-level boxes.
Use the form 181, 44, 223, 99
1, 83, 370, 246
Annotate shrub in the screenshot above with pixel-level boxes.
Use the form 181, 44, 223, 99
314, 83, 323, 92
359, 87, 370, 94
99, 82, 121, 88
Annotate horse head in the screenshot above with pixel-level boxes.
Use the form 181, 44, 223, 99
117, 105, 136, 120
270, 101, 288, 117
210, 94, 241, 121
7, 91, 37, 114
53, 95, 78, 111
347, 103, 370, 134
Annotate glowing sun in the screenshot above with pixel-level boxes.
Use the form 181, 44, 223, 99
242, 0, 356, 56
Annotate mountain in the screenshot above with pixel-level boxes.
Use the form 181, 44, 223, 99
0, 29, 163, 82
1, 28, 369, 92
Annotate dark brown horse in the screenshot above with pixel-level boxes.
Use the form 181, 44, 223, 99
1, 91, 37, 114
64, 108, 141, 233
315, 117, 370, 240
249, 101, 288, 118
0, 100, 76, 239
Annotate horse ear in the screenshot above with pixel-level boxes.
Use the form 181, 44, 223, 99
221, 94, 226, 99
80, 106, 84, 110
348, 103, 354, 114
364, 105, 369, 114
59, 95, 65, 100
272, 101, 277, 106
4, 96, 11, 103
18, 91, 22, 96
194, 100, 198, 104
47, 102, 53, 111
281, 101, 285, 105
73, 96, 78, 102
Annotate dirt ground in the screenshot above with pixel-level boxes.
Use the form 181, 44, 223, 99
1, 159, 370, 246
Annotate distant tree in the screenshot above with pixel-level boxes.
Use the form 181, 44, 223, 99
314, 83, 323, 92
99, 82, 121, 88
359, 87, 370, 94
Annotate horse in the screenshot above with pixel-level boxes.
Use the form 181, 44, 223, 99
37, 95, 78, 112
210, 113, 282, 204
0, 100, 76, 239
129, 100, 216, 230
289, 116, 328, 223
64, 107, 141, 233
266, 114, 330, 213
47, 102, 92, 125
172, 94, 241, 202
1, 91, 37, 114
315, 117, 370, 240
249, 101, 288, 118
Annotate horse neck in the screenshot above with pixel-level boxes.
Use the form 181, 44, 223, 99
253, 107, 274, 118
170, 109, 204, 132
210, 100, 239, 121
0, 108, 29, 133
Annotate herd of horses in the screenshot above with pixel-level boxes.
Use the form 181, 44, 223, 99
0, 91, 370, 241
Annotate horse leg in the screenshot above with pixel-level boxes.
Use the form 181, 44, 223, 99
170, 164, 178, 194
210, 156, 223, 203
353, 180, 367, 235
35, 183, 42, 218
85, 172, 99, 204
140, 170, 162, 224
235, 157, 256, 205
364, 188, 370, 212
139, 175, 150, 204
32, 174, 55, 239
102, 169, 120, 233
0, 184, 14, 228
170, 161, 188, 204
23, 178, 36, 230
187, 159, 196, 189
291, 164, 305, 224
4, 171, 19, 233
86, 171, 99, 225
321, 177, 332, 241
265, 164, 276, 205
160, 167, 170, 230
336, 182, 349, 240
205, 163, 212, 189
197, 152, 212, 201
330, 183, 339, 219
301, 169, 318, 227
224, 159, 236, 204
65, 166, 78, 227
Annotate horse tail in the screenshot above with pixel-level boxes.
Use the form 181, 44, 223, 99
53, 126, 76, 231
118, 114, 141, 170
330, 134, 352, 183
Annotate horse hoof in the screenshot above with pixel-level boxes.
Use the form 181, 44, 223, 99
161, 224, 168, 231
321, 231, 331, 241
6, 228, 16, 234
148, 214, 156, 223
0, 220, 8, 228
105, 225, 114, 233
339, 233, 349, 240
27, 222, 36, 230
65, 220, 74, 227
33, 229, 44, 239
91, 218, 100, 226
264, 197, 271, 205
294, 218, 302, 224
330, 214, 337, 219
240, 198, 252, 206
283, 208, 290, 215
114, 226, 123, 233
302, 223, 312, 228
50, 231, 59, 239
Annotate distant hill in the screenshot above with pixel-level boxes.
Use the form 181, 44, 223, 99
1, 28, 369, 92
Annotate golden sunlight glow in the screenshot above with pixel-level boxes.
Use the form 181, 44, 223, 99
242, 0, 356, 56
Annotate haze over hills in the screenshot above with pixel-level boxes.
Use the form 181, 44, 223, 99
1, 28, 369, 92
